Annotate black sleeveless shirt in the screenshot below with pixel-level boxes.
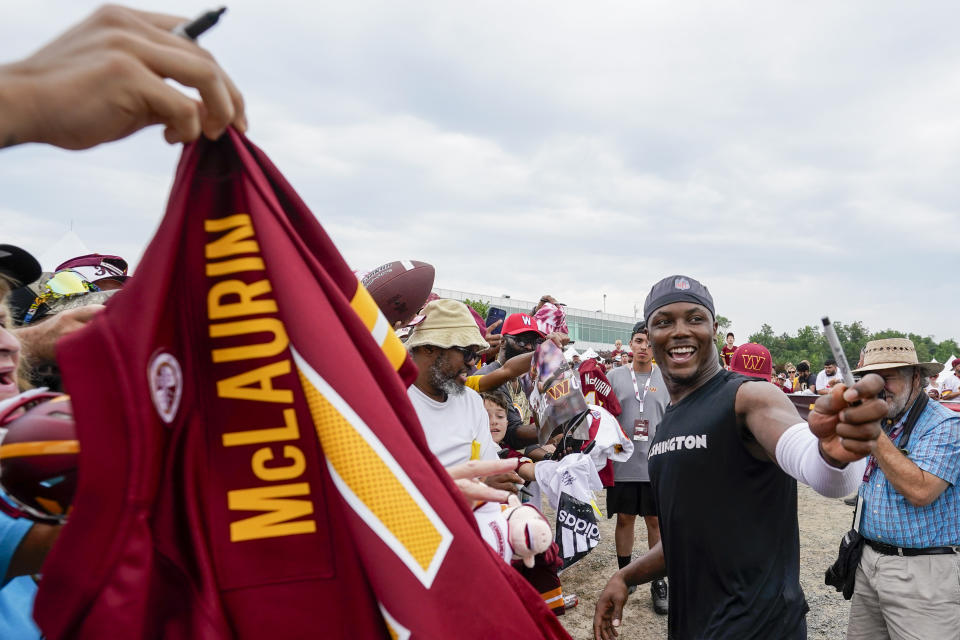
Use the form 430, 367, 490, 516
647, 370, 808, 639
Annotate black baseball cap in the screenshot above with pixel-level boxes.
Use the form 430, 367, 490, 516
631, 320, 647, 337
644, 275, 715, 323
0, 245, 41, 288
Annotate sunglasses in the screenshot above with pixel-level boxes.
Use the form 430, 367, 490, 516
46, 270, 99, 295
450, 346, 480, 364
509, 334, 544, 349
22, 270, 101, 324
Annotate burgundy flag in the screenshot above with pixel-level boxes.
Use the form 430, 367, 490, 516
36, 130, 569, 639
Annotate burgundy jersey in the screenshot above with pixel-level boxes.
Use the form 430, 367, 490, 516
577, 359, 621, 417
576, 360, 620, 485
721, 345, 737, 367
37, 130, 569, 640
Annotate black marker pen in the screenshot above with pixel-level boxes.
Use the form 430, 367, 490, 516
173, 7, 227, 41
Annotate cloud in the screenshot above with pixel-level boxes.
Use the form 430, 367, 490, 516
3, 0, 959, 343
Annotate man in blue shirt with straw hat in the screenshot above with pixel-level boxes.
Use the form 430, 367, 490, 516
846, 338, 960, 639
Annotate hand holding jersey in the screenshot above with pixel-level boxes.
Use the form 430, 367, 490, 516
0, 5, 246, 150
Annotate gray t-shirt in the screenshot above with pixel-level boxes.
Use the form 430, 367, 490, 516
608, 365, 670, 482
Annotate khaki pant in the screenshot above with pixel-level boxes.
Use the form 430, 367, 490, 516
846, 544, 960, 640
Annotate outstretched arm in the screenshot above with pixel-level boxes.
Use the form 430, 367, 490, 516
475, 352, 534, 392
0, 5, 245, 150
735, 376, 885, 497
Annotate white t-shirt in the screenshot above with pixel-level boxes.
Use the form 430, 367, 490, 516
941, 375, 960, 397
815, 369, 843, 392
407, 385, 499, 467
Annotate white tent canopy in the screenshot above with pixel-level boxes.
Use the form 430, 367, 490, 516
580, 348, 599, 360
934, 355, 956, 388
38, 230, 92, 272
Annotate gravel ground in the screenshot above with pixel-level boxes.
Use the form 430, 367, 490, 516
555, 484, 855, 639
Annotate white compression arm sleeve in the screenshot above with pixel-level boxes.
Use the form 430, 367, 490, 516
774, 423, 866, 498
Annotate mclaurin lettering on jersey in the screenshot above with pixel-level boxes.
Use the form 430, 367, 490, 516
37, 130, 569, 640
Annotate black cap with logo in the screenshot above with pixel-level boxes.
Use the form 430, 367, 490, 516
644, 275, 715, 323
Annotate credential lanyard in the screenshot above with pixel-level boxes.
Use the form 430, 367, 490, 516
631, 370, 651, 412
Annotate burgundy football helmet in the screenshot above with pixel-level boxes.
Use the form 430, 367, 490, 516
0, 391, 79, 523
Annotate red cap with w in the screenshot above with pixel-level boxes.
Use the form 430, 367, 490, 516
502, 312, 546, 337
731, 343, 773, 379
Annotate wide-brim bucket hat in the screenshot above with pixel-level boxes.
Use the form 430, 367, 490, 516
404, 299, 489, 351
852, 338, 942, 377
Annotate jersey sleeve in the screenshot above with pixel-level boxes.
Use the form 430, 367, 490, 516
465, 375, 481, 392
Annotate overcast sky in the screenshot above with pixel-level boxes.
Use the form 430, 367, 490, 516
3, 1, 958, 342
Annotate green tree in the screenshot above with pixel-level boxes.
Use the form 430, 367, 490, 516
714, 314, 733, 350
462, 298, 490, 319
935, 339, 960, 363
745, 320, 959, 374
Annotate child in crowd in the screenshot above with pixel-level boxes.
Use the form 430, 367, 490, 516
483, 391, 537, 482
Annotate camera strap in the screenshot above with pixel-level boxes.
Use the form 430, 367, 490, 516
897, 391, 929, 453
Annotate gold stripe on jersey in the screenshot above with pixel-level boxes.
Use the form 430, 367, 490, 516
292, 347, 452, 588
350, 283, 407, 371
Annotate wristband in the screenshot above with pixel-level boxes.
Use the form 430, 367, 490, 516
774, 423, 866, 498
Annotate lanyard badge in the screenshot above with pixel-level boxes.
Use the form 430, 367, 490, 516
630, 370, 651, 412
631, 371, 652, 441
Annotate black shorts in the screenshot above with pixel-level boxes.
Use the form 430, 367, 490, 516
606, 481, 657, 518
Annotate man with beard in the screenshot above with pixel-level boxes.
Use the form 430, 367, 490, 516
844, 339, 959, 640
407, 299, 522, 491
816, 358, 843, 395
594, 275, 888, 640
477, 312, 549, 448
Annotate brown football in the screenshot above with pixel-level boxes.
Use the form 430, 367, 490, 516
0, 393, 78, 522
361, 260, 435, 325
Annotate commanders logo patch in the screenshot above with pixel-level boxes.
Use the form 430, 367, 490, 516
148, 352, 183, 424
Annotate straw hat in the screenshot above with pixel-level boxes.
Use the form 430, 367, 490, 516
852, 338, 941, 377
404, 299, 489, 350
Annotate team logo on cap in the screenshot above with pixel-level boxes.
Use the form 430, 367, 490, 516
674, 277, 691, 290
148, 352, 183, 424
741, 354, 766, 372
